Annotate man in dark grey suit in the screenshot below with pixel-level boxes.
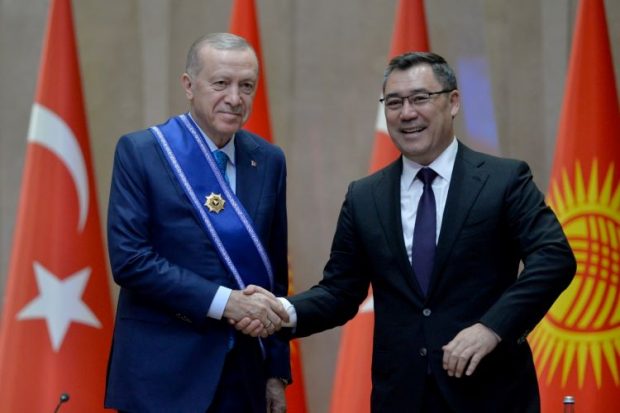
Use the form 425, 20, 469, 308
239, 52, 576, 412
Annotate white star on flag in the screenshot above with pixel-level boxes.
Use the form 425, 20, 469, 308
17, 261, 101, 352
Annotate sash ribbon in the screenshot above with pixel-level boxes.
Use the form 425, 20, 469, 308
150, 114, 274, 292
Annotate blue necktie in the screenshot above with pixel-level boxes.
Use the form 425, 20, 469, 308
412, 167, 438, 295
213, 150, 229, 183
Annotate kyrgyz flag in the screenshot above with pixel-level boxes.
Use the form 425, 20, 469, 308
528, 0, 620, 411
230, 1, 309, 411
330, 1, 430, 412
0, 0, 114, 411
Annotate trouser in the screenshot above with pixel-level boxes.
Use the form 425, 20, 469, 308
422, 374, 454, 413
119, 335, 266, 413
207, 334, 267, 413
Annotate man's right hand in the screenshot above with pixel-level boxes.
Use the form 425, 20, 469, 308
223, 285, 289, 337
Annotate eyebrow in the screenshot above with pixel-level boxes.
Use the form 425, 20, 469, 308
383, 88, 430, 98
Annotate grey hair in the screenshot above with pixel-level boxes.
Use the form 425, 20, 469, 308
185, 32, 256, 77
382, 51, 458, 92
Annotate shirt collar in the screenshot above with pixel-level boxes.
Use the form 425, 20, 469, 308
188, 112, 236, 165
401, 137, 458, 187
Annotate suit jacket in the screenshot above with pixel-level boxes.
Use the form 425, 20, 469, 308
104, 126, 290, 413
289, 142, 575, 413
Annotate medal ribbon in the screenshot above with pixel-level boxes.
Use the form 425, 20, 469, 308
150, 114, 274, 291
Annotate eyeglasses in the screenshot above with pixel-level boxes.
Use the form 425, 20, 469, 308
380, 89, 455, 111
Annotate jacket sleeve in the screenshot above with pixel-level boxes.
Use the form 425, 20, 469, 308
108, 132, 222, 325
479, 161, 576, 343
289, 181, 372, 338
264, 145, 292, 381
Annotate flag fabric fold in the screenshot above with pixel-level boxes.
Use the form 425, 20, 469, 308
529, 0, 620, 411
330, 1, 430, 412
229, 1, 309, 411
0, 0, 114, 411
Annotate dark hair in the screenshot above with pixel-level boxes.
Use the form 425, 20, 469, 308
185, 33, 255, 77
382, 52, 458, 92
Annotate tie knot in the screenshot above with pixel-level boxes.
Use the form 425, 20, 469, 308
213, 150, 229, 175
417, 167, 437, 185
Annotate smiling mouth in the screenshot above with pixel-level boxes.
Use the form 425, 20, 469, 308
220, 111, 242, 119
401, 126, 426, 134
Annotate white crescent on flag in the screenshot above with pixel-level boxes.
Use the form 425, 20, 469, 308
359, 293, 374, 313
375, 101, 388, 134
27, 103, 89, 232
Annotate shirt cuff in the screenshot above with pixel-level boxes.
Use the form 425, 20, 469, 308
278, 297, 297, 327
207, 287, 232, 319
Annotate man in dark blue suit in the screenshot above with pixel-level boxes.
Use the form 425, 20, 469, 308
104, 33, 291, 413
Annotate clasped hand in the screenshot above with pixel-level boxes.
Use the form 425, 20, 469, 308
224, 285, 288, 338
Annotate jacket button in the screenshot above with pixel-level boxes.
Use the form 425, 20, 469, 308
419, 347, 428, 357
422, 308, 431, 317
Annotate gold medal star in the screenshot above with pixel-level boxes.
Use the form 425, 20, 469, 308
205, 193, 226, 213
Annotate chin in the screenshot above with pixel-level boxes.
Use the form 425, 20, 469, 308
215, 123, 241, 134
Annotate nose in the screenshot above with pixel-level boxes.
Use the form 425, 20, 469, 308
225, 85, 242, 107
400, 99, 418, 120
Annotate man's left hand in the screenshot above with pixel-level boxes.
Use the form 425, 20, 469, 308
441, 323, 500, 378
266, 377, 287, 413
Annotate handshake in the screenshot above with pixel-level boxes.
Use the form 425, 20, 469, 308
223, 285, 291, 338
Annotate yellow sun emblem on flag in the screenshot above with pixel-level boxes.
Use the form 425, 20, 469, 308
529, 160, 620, 388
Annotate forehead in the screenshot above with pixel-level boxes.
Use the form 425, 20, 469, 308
198, 46, 258, 78
384, 64, 441, 94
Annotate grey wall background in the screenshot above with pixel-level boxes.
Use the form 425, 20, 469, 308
1, 0, 618, 411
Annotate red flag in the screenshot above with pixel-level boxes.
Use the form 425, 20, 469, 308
330, 1, 430, 412
229, 0, 273, 141
0, 0, 114, 411
229, 1, 309, 411
528, 0, 620, 411
368, 0, 429, 172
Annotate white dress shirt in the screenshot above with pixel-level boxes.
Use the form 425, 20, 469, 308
280, 138, 459, 327
401, 138, 457, 264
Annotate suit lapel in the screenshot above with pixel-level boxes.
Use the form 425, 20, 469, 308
234, 130, 264, 220
431, 143, 488, 292
372, 159, 423, 295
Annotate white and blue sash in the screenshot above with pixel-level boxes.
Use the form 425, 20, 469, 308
150, 114, 274, 291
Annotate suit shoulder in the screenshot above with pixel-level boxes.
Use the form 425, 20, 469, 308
112, 128, 164, 176
351, 159, 400, 189
115, 128, 157, 152
238, 129, 286, 160
460, 144, 528, 172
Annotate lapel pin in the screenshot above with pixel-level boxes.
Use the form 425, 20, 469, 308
251, 160, 257, 167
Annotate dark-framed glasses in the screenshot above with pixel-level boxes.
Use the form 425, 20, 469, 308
380, 89, 455, 111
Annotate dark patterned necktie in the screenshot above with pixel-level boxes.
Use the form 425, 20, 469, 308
412, 167, 438, 295
213, 150, 229, 183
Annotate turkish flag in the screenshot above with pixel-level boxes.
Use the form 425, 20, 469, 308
0, 0, 114, 411
368, 0, 430, 172
329, 1, 430, 412
229, 0, 273, 142
528, 0, 620, 411
229, 1, 309, 412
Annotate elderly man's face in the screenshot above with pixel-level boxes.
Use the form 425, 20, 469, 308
383, 64, 459, 165
182, 45, 258, 145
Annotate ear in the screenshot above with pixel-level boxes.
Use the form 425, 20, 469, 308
449, 89, 460, 118
181, 73, 193, 100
